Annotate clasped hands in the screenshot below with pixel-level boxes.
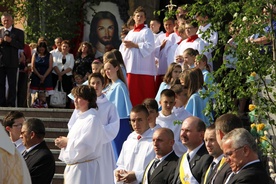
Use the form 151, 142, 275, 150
55, 136, 68, 149
115, 170, 136, 183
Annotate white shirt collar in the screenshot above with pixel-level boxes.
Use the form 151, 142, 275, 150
213, 154, 224, 164
188, 142, 204, 161
26, 142, 41, 153
155, 150, 174, 167
4, 26, 12, 32
13, 138, 23, 147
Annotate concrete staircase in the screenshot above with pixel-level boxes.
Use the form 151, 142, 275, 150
0, 107, 73, 184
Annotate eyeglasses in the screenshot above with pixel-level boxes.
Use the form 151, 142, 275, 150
223, 146, 244, 159
12, 124, 23, 128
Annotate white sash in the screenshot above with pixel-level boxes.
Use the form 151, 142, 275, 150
181, 154, 199, 184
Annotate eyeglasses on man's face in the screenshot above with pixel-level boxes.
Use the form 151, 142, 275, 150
223, 146, 244, 159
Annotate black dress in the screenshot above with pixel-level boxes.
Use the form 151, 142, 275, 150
74, 54, 94, 77
30, 53, 53, 92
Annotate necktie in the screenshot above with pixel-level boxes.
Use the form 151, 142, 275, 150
22, 150, 28, 157
205, 162, 216, 182
137, 135, 142, 140
187, 153, 190, 162
149, 158, 160, 176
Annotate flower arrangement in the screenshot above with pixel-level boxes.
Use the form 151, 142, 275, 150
249, 104, 272, 154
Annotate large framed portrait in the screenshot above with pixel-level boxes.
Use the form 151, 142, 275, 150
83, 1, 128, 58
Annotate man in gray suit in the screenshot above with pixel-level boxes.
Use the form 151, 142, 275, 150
0, 12, 24, 107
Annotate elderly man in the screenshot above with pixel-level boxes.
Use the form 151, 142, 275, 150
20, 118, 55, 184
222, 128, 270, 184
0, 12, 24, 107
173, 116, 212, 184
214, 113, 243, 184
142, 128, 179, 184
203, 124, 223, 184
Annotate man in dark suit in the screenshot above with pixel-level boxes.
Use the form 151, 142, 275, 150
222, 128, 270, 184
20, 118, 55, 184
173, 116, 213, 184
203, 124, 224, 184
142, 128, 179, 184
0, 12, 24, 107
213, 113, 243, 184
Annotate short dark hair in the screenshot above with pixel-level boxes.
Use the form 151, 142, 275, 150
143, 98, 158, 112
24, 118, 45, 139
71, 85, 98, 109
185, 19, 198, 28
131, 104, 149, 117
2, 111, 24, 127
196, 118, 206, 132
155, 127, 175, 140
160, 89, 175, 99
215, 113, 243, 134
88, 73, 104, 86
206, 124, 216, 131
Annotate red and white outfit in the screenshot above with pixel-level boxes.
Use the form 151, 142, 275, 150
173, 35, 207, 61
154, 32, 181, 89
121, 24, 156, 106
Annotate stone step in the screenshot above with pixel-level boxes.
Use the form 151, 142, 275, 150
55, 161, 66, 174
45, 127, 68, 138
0, 107, 73, 118
50, 149, 61, 160
53, 174, 64, 184
45, 138, 58, 149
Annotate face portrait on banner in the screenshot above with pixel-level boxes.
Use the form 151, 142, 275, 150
84, 2, 124, 59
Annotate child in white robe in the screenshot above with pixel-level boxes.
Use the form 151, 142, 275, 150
88, 73, 120, 184
156, 89, 187, 156
55, 85, 104, 184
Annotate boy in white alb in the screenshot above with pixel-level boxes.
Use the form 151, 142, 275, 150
154, 17, 181, 89
156, 89, 187, 157
173, 21, 207, 63
115, 105, 155, 184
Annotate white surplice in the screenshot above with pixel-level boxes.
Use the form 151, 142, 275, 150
156, 112, 187, 156
59, 108, 104, 184
97, 94, 120, 184
115, 128, 155, 184
120, 25, 156, 76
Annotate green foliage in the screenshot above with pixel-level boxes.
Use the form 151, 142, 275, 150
188, 0, 276, 160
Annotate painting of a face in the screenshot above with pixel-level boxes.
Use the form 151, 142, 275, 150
96, 19, 115, 45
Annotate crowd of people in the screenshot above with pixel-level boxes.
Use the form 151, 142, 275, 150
0, 3, 274, 184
